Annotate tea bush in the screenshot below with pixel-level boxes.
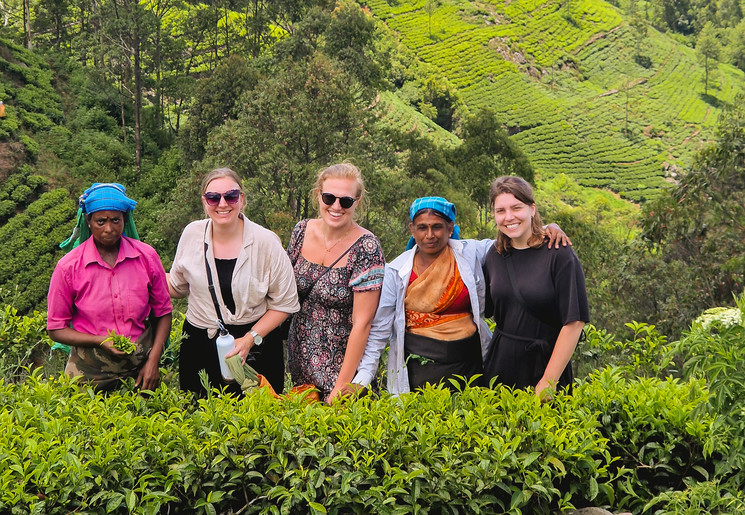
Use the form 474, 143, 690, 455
576, 368, 719, 513
0, 367, 721, 514
669, 296, 745, 486
574, 322, 675, 379
0, 304, 54, 381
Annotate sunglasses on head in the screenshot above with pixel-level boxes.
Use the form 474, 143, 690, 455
203, 189, 242, 206
321, 193, 358, 209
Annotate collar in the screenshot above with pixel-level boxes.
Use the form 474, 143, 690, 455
204, 215, 254, 250
82, 235, 138, 268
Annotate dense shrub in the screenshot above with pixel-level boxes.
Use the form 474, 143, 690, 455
669, 297, 745, 485
576, 368, 719, 512
0, 305, 53, 381
0, 366, 720, 514
575, 322, 674, 379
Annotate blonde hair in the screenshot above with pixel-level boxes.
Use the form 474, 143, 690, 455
489, 176, 545, 254
312, 162, 368, 218
200, 167, 245, 216
201, 167, 244, 194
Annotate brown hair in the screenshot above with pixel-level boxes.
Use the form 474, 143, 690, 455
200, 167, 245, 215
489, 176, 545, 254
312, 162, 368, 219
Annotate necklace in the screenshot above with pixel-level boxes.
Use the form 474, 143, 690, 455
413, 254, 427, 276
323, 226, 354, 253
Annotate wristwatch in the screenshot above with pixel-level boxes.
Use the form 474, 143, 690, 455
249, 330, 263, 346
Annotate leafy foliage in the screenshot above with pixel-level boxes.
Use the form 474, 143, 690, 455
0, 366, 721, 514
0, 305, 55, 382
669, 295, 745, 485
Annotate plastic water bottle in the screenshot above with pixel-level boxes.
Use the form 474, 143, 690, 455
215, 320, 234, 381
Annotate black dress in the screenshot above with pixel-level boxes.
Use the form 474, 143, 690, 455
482, 242, 589, 390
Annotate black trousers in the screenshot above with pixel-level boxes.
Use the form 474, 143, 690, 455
179, 319, 285, 397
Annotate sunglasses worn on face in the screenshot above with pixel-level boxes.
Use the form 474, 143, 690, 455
321, 193, 358, 209
203, 189, 242, 206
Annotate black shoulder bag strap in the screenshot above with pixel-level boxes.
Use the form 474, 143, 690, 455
305, 236, 364, 300
204, 222, 227, 328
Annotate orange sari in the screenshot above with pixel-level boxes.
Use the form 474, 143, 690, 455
405, 247, 477, 341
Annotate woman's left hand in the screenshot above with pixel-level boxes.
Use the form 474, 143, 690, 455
544, 223, 572, 249
226, 333, 255, 363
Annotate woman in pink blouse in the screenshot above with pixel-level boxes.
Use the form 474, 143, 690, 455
47, 183, 173, 392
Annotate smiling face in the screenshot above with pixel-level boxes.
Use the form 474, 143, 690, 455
318, 177, 359, 230
202, 176, 244, 226
88, 210, 125, 249
409, 211, 453, 259
493, 192, 536, 248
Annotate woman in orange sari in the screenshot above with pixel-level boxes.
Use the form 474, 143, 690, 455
353, 196, 569, 394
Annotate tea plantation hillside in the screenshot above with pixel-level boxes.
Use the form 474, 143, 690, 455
365, 0, 745, 201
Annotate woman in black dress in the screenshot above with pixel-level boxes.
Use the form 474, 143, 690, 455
483, 176, 589, 399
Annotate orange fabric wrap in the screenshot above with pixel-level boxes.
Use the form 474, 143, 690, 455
405, 247, 476, 341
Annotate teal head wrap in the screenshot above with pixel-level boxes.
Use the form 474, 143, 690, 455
406, 196, 461, 250
59, 183, 140, 252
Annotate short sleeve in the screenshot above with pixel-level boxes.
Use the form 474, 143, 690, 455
46, 262, 74, 330
145, 246, 173, 317
553, 247, 590, 325
286, 220, 308, 266
348, 234, 385, 292
266, 234, 301, 313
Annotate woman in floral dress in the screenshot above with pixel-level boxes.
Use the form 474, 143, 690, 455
286, 163, 384, 403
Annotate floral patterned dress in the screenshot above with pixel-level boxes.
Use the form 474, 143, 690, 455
286, 219, 385, 399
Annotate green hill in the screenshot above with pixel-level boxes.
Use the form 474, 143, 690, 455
375, 90, 462, 147
365, 0, 745, 201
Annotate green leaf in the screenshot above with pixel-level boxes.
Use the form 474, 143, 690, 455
546, 456, 566, 475
522, 452, 541, 467
126, 490, 137, 511
106, 493, 124, 512
588, 477, 598, 500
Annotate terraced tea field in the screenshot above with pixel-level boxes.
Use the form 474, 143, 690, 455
374, 90, 462, 147
365, 0, 744, 201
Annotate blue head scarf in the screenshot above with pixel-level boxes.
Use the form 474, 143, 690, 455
79, 183, 137, 214
405, 196, 461, 250
59, 183, 139, 252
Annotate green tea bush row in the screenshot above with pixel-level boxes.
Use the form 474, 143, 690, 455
369, 0, 743, 200
0, 367, 721, 514
0, 189, 76, 314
